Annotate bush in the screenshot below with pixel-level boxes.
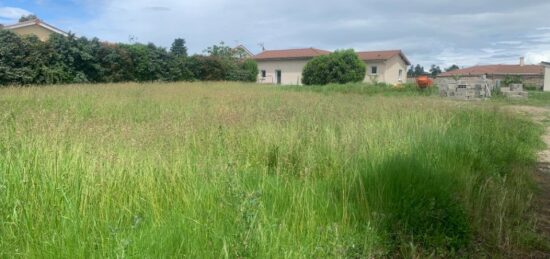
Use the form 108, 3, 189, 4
188, 55, 227, 81
503, 75, 522, 86
302, 49, 366, 85
0, 31, 255, 85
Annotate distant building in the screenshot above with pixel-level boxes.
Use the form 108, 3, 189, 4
2, 19, 68, 41
543, 61, 550, 92
437, 57, 545, 90
253, 48, 410, 85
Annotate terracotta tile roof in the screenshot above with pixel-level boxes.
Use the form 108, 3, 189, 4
253, 48, 331, 60
439, 64, 544, 77
356, 50, 411, 65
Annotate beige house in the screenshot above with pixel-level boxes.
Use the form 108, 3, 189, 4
543, 62, 550, 92
253, 48, 331, 85
3, 19, 68, 41
253, 48, 410, 85
357, 50, 411, 85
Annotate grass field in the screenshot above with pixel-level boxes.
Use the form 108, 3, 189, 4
0, 82, 547, 257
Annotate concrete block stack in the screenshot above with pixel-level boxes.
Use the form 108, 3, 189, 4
501, 83, 529, 99
441, 80, 492, 100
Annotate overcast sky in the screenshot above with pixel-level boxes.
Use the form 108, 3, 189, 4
1, 0, 550, 68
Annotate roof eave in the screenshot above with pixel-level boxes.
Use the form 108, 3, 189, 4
4, 20, 68, 37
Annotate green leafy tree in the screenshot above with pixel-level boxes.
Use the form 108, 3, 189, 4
429, 65, 442, 78
414, 64, 425, 77
445, 64, 460, 72
170, 38, 188, 58
302, 49, 365, 85
408, 64, 426, 77
204, 41, 235, 58
19, 14, 38, 22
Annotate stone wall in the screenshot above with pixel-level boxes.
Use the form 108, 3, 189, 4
436, 74, 544, 90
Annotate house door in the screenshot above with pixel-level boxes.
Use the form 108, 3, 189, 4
275, 70, 282, 85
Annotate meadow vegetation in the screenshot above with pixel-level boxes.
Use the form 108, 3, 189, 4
0, 82, 546, 257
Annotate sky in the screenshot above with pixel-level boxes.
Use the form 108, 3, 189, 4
1, 0, 550, 69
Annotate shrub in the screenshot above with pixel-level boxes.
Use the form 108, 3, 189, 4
302, 49, 366, 85
188, 55, 227, 81
503, 75, 522, 86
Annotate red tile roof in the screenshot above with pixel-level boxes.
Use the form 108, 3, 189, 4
439, 64, 544, 77
253, 48, 411, 65
252, 48, 331, 60
356, 50, 411, 65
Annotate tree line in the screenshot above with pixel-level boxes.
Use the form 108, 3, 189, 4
407, 64, 460, 78
0, 29, 258, 86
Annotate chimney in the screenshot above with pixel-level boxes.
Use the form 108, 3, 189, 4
520, 56, 525, 66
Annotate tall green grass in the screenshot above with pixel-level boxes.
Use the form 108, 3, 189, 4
0, 82, 545, 257
282, 82, 438, 97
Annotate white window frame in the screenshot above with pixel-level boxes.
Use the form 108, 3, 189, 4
370, 66, 378, 75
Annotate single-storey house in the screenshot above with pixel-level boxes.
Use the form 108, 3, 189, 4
436, 57, 545, 90
2, 19, 68, 41
252, 48, 411, 85
356, 50, 411, 85
543, 61, 550, 92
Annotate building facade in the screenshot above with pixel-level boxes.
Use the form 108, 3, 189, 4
253, 48, 411, 85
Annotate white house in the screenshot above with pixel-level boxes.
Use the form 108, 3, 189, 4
252, 48, 411, 85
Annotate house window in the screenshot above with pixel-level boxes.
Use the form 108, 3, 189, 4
398, 69, 403, 82
261, 70, 266, 78
371, 66, 378, 75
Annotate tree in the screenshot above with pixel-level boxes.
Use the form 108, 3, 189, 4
445, 64, 460, 72
302, 49, 366, 85
204, 42, 235, 58
429, 65, 442, 77
19, 14, 38, 22
414, 64, 425, 77
170, 38, 188, 58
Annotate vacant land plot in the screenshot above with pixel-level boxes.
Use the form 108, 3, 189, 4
0, 82, 547, 257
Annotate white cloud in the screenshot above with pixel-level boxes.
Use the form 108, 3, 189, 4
0, 6, 32, 21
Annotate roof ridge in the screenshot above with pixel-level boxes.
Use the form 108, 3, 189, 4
262, 47, 329, 52
356, 49, 401, 53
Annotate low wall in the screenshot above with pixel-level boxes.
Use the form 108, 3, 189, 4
436, 74, 544, 90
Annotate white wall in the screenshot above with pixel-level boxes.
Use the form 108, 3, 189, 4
363, 56, 408, 85
257, 59, 310, 85
363, 61, 386, 83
